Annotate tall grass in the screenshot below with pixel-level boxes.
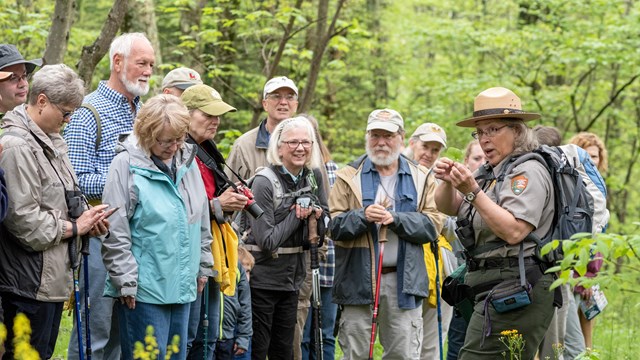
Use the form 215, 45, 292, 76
52, 289, 639, 359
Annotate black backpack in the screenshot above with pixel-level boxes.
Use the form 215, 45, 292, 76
495, 145, 595, 263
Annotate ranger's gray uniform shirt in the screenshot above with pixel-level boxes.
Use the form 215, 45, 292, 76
457, 156, 555, 258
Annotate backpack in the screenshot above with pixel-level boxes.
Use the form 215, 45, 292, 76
232, 167, 318, 242
495, 145, 598, 263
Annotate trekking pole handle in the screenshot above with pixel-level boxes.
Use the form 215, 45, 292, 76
80, 234, 90, 256
308, 216, 320, 269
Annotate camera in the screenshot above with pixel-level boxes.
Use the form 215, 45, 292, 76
296, 196, 312, 208
236, 185, 264, 219
455, 218, 476, 250
65, 190, 85, 219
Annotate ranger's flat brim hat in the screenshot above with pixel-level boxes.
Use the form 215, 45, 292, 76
456, 87, 540, 128
0, 44, 43, 74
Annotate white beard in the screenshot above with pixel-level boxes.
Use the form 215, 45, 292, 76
119, 68, 149, 97
366, 144, 402, 166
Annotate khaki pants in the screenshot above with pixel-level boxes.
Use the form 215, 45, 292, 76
337, 272, 423, 360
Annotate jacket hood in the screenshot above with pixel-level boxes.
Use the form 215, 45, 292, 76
115, 133, 197, 171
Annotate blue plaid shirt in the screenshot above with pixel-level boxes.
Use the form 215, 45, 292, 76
64, 81, 141, 199
319, 160, 339, 287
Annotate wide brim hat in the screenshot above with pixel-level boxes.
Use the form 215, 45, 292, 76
456, 87, 540, 128
0, 44, 43, 74
182, 84, 237, 116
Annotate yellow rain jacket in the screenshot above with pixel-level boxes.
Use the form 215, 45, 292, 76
423, 234, 452, 307
211, 221, 239, 296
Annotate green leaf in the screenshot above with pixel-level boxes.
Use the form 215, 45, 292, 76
442, 147, 464, 162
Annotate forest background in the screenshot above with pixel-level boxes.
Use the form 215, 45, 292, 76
1, 0, 640, 358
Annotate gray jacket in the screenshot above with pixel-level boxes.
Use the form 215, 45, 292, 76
0, 105, 82, 301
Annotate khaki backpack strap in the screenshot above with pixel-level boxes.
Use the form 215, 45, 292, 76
79, 103, 102, 152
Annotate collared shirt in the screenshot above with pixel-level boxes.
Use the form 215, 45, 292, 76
64, 81, 141, 199
319, 160, 338, 287
280, 165, 302, 183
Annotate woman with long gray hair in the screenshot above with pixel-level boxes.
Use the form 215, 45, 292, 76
244, 116, 328, 360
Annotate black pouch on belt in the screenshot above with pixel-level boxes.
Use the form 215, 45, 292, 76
442, 263, 475, 322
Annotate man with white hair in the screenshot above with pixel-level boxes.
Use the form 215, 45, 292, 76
225, 76, 298, 180
64, 32, 155, 360
329, 109, 444, 359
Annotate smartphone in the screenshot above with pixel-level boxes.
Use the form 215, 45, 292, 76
105, 207, 120, 218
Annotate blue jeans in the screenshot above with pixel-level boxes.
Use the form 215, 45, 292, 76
68, 237, 121, 360
301, 286, 338, 360
234, 342, 251, 360
117, 301, 190, 360
187, 279, 220, 360
446, 312, 468, 360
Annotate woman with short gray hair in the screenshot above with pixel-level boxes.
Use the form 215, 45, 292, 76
0, 64, 111, 359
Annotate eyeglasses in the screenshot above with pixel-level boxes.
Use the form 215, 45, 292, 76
156, 136, 186, 149
471, 124, 511, 140
52, 103, 75, 119
368, 132, 398, 142
281, 140, 313, 149
265, 93, 298, 102
2, 72, 29, 84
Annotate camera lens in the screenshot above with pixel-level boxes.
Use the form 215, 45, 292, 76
245, 201, 264, 219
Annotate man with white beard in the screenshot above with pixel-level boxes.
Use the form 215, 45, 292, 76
329, 109, 445, 359
64, 32, 155, 360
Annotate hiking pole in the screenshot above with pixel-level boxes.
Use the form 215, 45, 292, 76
369, 198, 390, 360
308, 214, 324, 360
202, 279, 210, 360
431, 239, 444, 360
80, 235, 93, 360
69, 234, 85, 360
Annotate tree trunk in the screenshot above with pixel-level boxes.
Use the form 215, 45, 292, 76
76, 0, 129, 92
44, 0, 76, 65
298, 0, 346, 113
250, 0, 305, 128
124, 0, 162, 65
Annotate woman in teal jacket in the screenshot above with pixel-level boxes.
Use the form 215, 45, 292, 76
102, 95, 214, 360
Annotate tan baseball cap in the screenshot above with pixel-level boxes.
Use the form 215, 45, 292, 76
161, 67, 203, 90
411, 123, 447, 148
181, 84, 236, 116
366, 109, 404, 133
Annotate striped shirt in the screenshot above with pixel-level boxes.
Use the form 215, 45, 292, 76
64, 81, 141, 199
319, 160, 339, 287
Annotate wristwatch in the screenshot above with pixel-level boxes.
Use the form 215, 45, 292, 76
464, 186, 482, 203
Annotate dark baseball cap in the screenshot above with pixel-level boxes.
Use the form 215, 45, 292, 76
0, 44, 43, 74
